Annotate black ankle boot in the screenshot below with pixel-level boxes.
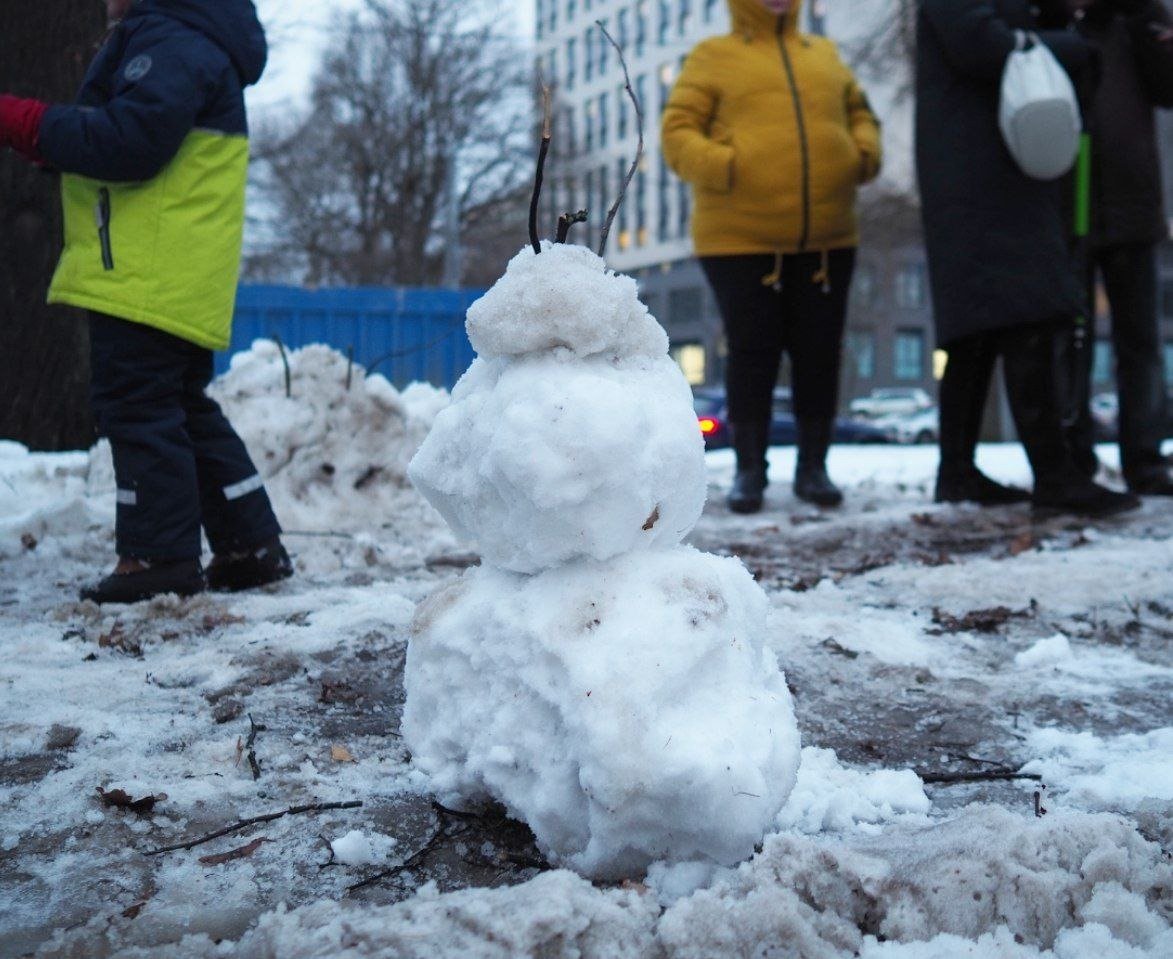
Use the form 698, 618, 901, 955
80, 559, 207, 605
728, 421, 770, 514
208, 538, 294, 592
795, 418, 843, 507
1032, 478, 1141, 517
935, 467, 1031, 506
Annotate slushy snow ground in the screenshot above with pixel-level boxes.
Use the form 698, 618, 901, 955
1, 343, 1170, 958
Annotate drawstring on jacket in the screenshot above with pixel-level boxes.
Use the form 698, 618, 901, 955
760, 251, 784, 290
811, 249, 831, 294
760, 249, 833, 294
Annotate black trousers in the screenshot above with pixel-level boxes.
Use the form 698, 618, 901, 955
89, 312, 281, 561
939, 321, 1072, 484
1062, 243, 1169, 483
700, 249, 855, 424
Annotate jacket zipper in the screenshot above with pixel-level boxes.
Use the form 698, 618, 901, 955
95, 187, 114, 271
776, 24, 811, 252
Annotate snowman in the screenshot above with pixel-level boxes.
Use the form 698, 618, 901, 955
403, 49, 799, 879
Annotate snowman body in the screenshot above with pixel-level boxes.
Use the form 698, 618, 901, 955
405, 244, 800, 879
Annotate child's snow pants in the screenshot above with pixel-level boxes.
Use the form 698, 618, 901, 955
89, 312, 281, 562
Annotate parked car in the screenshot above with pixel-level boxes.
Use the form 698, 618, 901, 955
693, 388, 890, 451
849, 387, 934, 420
874, 406, 939, 444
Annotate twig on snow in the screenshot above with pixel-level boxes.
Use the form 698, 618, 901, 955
918, 769, 1042, 785
143, 800, 363, 856
245, 714, 265, 781
596, 21, 644, 258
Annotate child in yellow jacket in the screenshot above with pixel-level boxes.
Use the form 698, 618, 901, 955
663, 0, 881, 512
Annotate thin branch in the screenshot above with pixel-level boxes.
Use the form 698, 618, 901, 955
596, 22, 644, 258
918, 769, 1042, 785
271, 335, 292, 398
528, 84, 553, 255
144, 800, 363, 856
245, 714, 265, 781
555, 209, 589, 243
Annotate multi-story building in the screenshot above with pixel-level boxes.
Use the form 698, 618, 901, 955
534, 0, 939, 409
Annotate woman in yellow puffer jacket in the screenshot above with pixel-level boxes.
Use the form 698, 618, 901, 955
663, 0, 881, 513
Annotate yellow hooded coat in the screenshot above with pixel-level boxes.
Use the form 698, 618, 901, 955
662, 0, 881, 258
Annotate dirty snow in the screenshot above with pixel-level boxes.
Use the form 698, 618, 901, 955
1, 344, 1171, 957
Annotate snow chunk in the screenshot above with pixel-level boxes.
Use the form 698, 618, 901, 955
403, 547, 800, 879
1022, 727, 1173, 813
329, 830, 398, 866
203, 341, 451, 546
1015, 634, 1074, 668
408, 353, 706, 573
466, 243, 669, 360
777, 746, 931, 834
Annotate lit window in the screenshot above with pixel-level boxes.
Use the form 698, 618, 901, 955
673, 343, 707, 385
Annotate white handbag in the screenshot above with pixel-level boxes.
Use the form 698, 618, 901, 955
999, 30, 1082, 180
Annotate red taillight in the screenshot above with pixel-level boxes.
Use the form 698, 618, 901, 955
698, 417, 719, 435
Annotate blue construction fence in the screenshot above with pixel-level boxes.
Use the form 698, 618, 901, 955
214, 285, 486, 390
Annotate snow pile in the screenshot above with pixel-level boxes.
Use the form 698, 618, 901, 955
202, 341, 449, 541
328, 830, 399, 866
776, 746, 931, 834
408, 353, 706, 571
405, 548, 799, 878
1022, 727, 1173, 814
0, 442, 96, 561
465, 243, 668, 359
1015, 634, 1075, 668
406, 244, 798, 878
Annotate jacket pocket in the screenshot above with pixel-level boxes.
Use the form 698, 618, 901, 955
95, 187, 114, 271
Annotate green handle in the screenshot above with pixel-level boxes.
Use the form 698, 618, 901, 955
1074, 133, 1092, 239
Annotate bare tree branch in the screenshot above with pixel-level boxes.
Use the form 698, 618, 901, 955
595, 22, 644, 258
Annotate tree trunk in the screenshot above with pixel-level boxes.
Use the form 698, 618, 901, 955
0, 3, 104, 451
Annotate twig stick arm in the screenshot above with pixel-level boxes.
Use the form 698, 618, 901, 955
555, 209, 588, 243
596, 22, 644, 258
529, 85, 553, 255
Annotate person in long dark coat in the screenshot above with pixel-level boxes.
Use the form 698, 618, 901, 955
1061, 0, 1173, 495
917, 0, 1139, 516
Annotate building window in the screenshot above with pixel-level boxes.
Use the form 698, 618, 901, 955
678, 0, 692, 36
568, 0, 577, 23
895, 262, 927, 310
585, 169, 595, 226
636, 1, 648, 56
1093, 340, 1114, 385
584, 98, 595, 151
677, 180, 690, 237
852, 263, 877, 306
1164, 342, 1173, 385
566, 37, 577, 90
584, 26, 594, 82
1160, 278, 1173, 317
598, 17, 610, 71
617, 84, 628, 140
894, 330, 924, 381
636, 169, 647, 243
618, 6, 629, 50
635, 73, 647, 127
659, 0, 670, 44
672, 343, 707, 385
657, 155, 670, 242
847, 330, 875, 379
599, 92, 609, 147
703, 0, 720, 22
617, 156, 629, 236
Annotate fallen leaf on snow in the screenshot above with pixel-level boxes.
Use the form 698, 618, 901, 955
331, 745, 356, 763
95, 786, 167, 814
198, 837, 268, 865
